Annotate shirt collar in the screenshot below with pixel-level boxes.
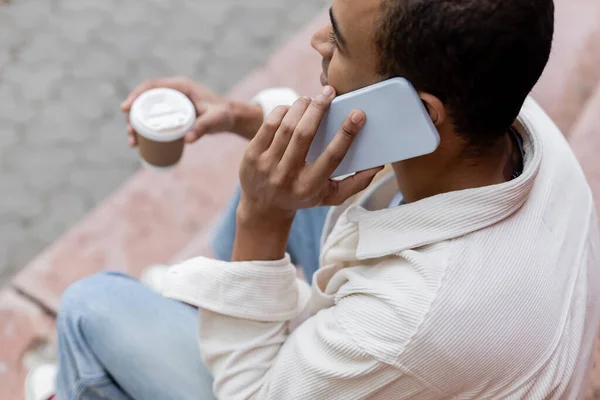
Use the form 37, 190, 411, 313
346, 102, 543, 260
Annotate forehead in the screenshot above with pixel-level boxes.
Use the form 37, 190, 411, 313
332, 0, 381, 36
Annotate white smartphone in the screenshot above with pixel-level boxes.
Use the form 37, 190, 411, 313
306, 77, 440, 178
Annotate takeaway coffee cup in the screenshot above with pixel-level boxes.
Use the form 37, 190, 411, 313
130, 88, 196, 171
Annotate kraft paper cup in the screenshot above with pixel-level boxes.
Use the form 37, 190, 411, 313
130, 88, 196, 171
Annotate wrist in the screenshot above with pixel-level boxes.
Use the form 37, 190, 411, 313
233, 200, 294, 262
229, 100, 264, 140
236, 198, 295, 229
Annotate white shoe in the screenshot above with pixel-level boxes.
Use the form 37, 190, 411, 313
24, 364, 57, 400
139, 264, 170, 294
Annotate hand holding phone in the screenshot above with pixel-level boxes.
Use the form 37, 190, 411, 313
239, 86, 384, 219
306, 78, 440, 178
235, 87, 384, 261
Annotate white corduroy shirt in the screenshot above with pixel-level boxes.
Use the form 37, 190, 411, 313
163, 96, 600, 399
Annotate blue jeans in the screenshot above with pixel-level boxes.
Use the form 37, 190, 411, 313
56, 190, 329, 399
211, 187, 329, 282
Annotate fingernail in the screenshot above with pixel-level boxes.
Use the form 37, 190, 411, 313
322, 86, 334, 97
351, 111, 364, 125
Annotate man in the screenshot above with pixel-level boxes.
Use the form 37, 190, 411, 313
26, 0, 600, 399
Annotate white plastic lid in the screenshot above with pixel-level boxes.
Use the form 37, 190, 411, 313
130, 88, 196, 142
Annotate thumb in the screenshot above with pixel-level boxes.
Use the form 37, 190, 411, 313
323, 166, 384, 206
184, 108, 232, 143
121, 79, 160, 112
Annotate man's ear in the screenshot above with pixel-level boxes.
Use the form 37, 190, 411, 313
419, 93, 446, 127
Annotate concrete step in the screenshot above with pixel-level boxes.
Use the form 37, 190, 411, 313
532, 0, 600, 135
0, 289, 55, 400
569, 83, 600, 210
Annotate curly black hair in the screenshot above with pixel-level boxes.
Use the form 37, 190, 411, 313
376, 0, 555, 150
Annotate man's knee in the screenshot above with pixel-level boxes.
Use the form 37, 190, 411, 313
58, 271, 134, 324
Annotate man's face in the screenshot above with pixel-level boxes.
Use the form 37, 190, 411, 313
311, 0, 382, 95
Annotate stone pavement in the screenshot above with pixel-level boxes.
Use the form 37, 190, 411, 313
0, 0, 329, 286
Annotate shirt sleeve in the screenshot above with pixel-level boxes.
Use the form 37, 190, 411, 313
162, 256, 437, 400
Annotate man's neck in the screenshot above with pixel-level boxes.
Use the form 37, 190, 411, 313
392, 133, 516, 203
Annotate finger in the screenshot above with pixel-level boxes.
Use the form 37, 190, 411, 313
184, 108, 229, 143
308, 110, 365, 182
195, 102, 209, 115
247, 106, 290, 153
266, 97, 312, 162
278, 86, 335, 171
126, 124, 138, 147
121, 79, 162, 111
121, 77, 191, 112
322, 166, 383, 206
